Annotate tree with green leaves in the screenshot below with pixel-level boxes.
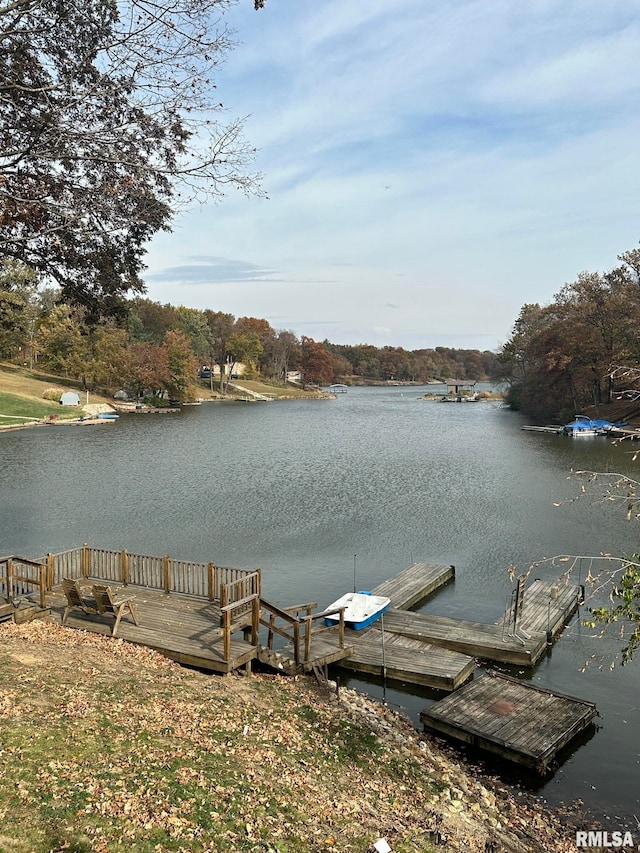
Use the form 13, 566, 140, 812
1, 0, 261, 320
164, 330, 199, 401
35, 304, 88, 378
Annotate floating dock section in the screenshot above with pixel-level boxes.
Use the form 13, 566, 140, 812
496, 578, 581, 643
380, 609, 546, 667
371, 562, 455, 609
340, 626, 475, 691
338, 563, 475, 691
372, 577, 582, 667
335, 563, 583, 688
420, 671, 597, 772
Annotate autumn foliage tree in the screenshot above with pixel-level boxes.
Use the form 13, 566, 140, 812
300, 337, 333, 387
500, 247, 640, 421
0, 0, 261, 320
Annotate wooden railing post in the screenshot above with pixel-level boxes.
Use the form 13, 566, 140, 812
81, 543, 89, 578
121, 549, 129, 586
293, 621, 300, 666
163, 556, 170, 593
6, 558, 13, 602
38, 563, 46, 609
267, 613, 275, 650
304, 615, 312, 663
207, 562, 215, 601
339, 611, 345, 649
223, 610, 231, 662
250, 597, 258, 645
47, 553, 54, 589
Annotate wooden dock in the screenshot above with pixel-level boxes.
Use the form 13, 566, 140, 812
334, 564, 582, 688
380, 609, 547, 667
46, 583, 257, 673
341, 626, 475, 691
420, 670, 597, 772
333, 563, 475, 691
371, 562, 454, 608
496, 578, 581, 642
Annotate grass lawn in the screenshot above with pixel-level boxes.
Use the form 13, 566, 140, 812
0, 363, 113, 425
0, 391, 79, 425
229, 378, 327, 399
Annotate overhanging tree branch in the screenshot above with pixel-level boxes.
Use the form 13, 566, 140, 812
0, 0, 263, 318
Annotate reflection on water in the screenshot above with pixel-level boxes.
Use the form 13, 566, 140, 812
1, 385, 639, 824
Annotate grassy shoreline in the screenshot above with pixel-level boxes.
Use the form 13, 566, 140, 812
0, 621, 583, 853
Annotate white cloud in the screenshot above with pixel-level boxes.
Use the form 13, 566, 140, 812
144, 0, 640, 349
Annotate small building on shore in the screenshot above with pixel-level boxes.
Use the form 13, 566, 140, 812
59, 391, 81, 406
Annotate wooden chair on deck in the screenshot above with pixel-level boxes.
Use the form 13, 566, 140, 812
91, 584, 138, 636
61, 578, 97, 625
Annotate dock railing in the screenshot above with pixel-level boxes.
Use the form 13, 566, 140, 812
43, 545, 261, 602
0, 556, 48, 608
260, 598, 345, 667
220, 594, 261, 662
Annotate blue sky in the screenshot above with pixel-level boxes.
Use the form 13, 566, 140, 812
144, 0, 640, 351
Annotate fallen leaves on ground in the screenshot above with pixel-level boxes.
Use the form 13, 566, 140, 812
0, 621, 583, 853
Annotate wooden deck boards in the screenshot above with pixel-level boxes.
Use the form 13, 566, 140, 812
371, 562, 454, 609
341, 626, 475, 691
496, 579, 581, 640
274, 630, 354, 674
46, 583, 256, 673
420, 671, 597, 771
381, 609, 547, 666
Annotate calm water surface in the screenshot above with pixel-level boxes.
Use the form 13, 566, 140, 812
1, 385, 639, 825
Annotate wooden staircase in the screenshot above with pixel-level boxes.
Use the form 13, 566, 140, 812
258, 598, 353, 675
256, 646, 301, 675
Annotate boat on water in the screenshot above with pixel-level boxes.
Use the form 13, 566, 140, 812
97, 412, 119, 420
323, 591, 390, 630
562, 414, 627, 436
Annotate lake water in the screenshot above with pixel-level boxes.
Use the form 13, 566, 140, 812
1, 385, 639, 826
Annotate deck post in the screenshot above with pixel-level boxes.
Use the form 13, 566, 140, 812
293, 620, 300, 666
251, 596, 260, 645
207, 562, 215, 601
304, 615, 312, 663
163, 556, 170, 593
38, 562, 46, 609
338, 611, 345, 649
223, 609, 231, 662
267, 613, 275, 650
81, 543, 90, 578
121, 549, 129, 586
47, 553, 54, 589
6, 558, 13, 602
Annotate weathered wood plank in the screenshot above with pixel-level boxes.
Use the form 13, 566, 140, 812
381, 609, 547, 666
341, 626, 475, 691
371, 563, 455, 609
420, 671, 597, 771
45, 584, 255, 674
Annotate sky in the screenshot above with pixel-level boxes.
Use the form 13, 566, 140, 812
143, 0, 640, 352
